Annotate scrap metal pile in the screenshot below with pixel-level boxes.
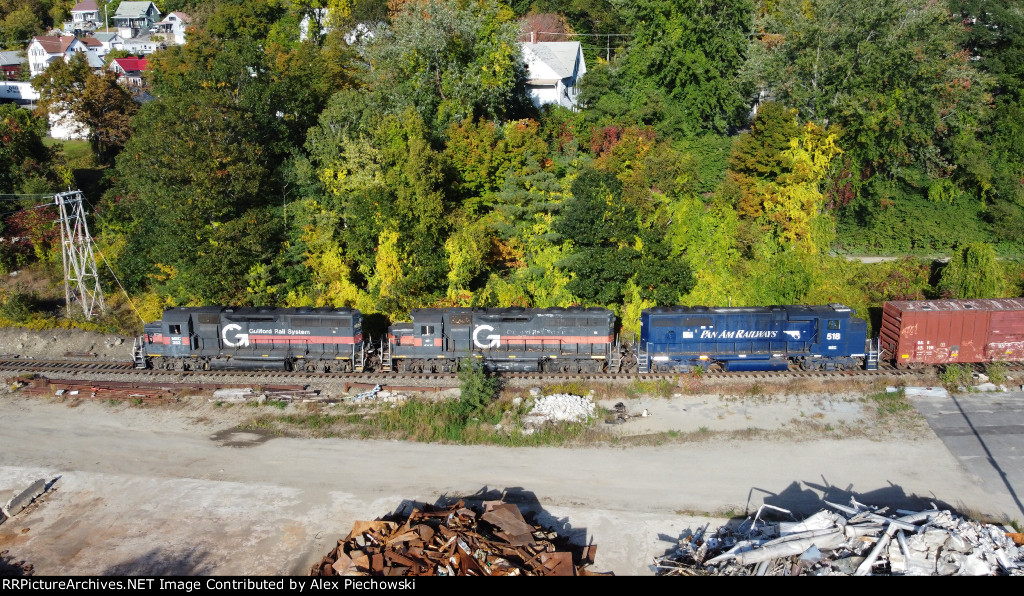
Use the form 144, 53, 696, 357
310, 500, 608, 576
655, 500, 1024, 576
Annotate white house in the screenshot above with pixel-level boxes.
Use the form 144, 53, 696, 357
122, 37, 165, 56
26, 35, 88, 77
92, 32, 125, 55
65, 0, 101, 33
111, 1, 161, 39
520, 38, 587, 111
153, 11, 191, 44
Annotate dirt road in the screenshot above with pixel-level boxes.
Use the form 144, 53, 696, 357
1, 389, 1018, 577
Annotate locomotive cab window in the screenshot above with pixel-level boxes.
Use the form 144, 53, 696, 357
169, 325, 181, 334
420, 325, 434, 335
828, 320, 840, 330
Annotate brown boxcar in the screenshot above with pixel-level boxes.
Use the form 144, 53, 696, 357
879, 298, 1024, 367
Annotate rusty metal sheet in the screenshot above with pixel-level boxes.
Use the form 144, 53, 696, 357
481, 503, 537, 546
310, 500, 604, 576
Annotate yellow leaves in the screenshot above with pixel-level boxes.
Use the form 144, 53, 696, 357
327, 0, 353, 23
371, 229, 404, 302
149, 263, 178, 283
745, 121, 842, 253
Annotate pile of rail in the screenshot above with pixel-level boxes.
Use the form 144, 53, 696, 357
310, 500, 608, 576
655, 499, 1024, 576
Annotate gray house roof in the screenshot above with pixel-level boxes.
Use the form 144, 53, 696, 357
0, 50, 26, 66
93, 32, 122, 43
114, 1, 158, 18
521, 41, 584, 85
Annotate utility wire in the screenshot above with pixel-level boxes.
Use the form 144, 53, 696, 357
78, 195, 147, 325
0, 194, 55, 200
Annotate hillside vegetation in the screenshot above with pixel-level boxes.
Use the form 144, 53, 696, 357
1, 0, 1022, 335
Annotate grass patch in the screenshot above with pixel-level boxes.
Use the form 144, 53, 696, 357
45, 138, 94, 168
624, 378, 676, 399
235, 395, 606, 446
541, 381, 589, 396
867, 388, 913, 416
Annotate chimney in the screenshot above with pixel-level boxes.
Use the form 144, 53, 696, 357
531, 31, 536, 44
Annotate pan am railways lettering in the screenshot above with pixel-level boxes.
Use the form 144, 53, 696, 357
699, 330, 782, 340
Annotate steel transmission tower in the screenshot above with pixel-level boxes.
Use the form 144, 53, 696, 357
54, 190, 105, 319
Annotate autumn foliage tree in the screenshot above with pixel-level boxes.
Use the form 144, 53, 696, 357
32, 53, 138, 164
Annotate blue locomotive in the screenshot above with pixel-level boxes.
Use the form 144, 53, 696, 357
637, 303, 873, 373
134, 306, 365, 372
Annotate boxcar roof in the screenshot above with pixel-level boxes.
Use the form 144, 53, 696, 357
886, 298, 1024, 313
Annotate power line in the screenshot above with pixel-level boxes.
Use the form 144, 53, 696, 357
531, 31, 634, 61
535, 32, 633, 37
79, 195, 147, 325
0, 194, 56, 200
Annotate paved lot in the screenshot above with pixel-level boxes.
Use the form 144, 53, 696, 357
907, 389, 1024, 522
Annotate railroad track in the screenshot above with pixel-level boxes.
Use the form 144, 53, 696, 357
0, 357, 953, 392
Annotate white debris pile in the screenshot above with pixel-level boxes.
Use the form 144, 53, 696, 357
655, 498, 1024, 576
522, 393, 596, 427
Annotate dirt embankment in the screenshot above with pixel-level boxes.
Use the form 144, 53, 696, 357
0, 327, 133, 361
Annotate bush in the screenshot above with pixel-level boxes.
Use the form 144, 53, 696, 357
0, 290, 38, 323
940, 364, 973, 391
456, 357, 500, 419
986, 362, 1008, 386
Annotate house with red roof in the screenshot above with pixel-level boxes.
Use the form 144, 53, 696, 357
109, 57, 150, 86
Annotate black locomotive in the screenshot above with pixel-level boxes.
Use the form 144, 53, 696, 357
134, 306, 365, 372
384, 306, 618, 373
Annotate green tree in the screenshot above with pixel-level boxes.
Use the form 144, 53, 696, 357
612, 0, 754, 137
749, 0, 994, 250
0, 3, 41, 49
357, 0, 531, 139
109, 27, 293, 301
0, 103, 52, 194
32, 53, 138, 164
952, 1, 1024, 252
938, 242, 1007, 298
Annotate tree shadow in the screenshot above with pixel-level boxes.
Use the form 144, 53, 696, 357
100, 546, 216, 576
0, 551, 33, 577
